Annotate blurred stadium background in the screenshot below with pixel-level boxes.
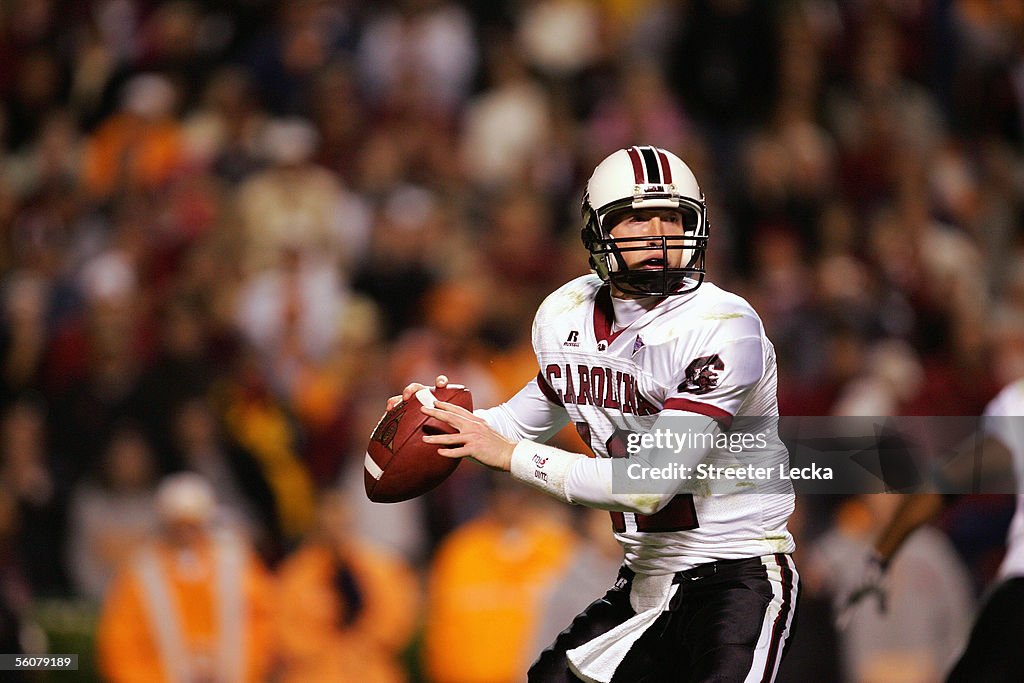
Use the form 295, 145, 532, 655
0, 0, 1022, 681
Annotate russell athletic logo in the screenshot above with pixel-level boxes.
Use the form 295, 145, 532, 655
564, 331, 580, 348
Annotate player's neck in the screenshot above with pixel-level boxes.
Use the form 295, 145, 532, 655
610, 293, 662, 330
610, 288, 663, 308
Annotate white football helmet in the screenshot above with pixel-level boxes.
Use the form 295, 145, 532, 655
581, 145, 708, 296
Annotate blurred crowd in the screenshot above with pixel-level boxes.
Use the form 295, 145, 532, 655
1, 0, 1023, 681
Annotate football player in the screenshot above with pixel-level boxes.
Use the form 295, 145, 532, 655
842, 379, 1024, 682
391, 146, 798, 682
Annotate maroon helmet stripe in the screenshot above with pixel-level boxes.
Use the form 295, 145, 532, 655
626, 147, 645, 183
656, 149, 673, 183
639, 146, 660, 183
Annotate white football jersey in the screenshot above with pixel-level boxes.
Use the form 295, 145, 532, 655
481, 274, 795, 574
982, 380, 1024, 579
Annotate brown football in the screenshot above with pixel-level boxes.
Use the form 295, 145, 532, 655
364, 385, 473, 503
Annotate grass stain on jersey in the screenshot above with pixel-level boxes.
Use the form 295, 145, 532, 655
767, 535, 792, 553
702, 313, 745, 321
549, 288, 590, 315
566, 290, 589, 308
628, 494, 665, 515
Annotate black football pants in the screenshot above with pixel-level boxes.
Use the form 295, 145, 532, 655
529, 554, 798, 683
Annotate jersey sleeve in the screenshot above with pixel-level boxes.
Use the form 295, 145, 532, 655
473, 289, 575, 441
510, 411, 721, 514
564, 410, 720, 512
663, 314, 766, 423
475, 376, 570, 442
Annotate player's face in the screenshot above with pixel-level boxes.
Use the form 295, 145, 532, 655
608, 208, 689, 271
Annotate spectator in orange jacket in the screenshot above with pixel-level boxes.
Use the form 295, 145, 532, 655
81, 74, 186, 200
424, 479, 575, 683
275, 489, 420, 683
96, 473, 275, 683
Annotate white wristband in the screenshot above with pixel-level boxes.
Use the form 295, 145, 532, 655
509, 441, 585, 503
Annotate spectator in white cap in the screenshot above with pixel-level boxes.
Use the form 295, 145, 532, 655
97, 473, 275, 683
236, 117, 369, 275
155, 472, 217, 538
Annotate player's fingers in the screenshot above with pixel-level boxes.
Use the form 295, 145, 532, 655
422, 433, 465, 445
432, 400, 476, 420
402, 382, 428, 401
437, 446, 469, 459
435, 374, 449, 388
420, 405, 462, 427
386, 395, 402, 411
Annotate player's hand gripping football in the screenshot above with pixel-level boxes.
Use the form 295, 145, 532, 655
386, 374, 451, 411
387, 375, 516, 472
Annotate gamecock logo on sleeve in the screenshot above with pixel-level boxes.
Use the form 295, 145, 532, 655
679, 355, 724, 395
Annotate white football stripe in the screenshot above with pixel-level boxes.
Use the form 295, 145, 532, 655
364, 452, 384, 480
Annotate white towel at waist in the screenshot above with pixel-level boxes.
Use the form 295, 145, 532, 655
567, 572, 678, 683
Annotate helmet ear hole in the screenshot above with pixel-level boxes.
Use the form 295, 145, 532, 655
681, 206, 700, 233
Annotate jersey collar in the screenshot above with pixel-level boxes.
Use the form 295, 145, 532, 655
593, 282, 702, 346
593, 285, 666, 346
593, 285, 624, 346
